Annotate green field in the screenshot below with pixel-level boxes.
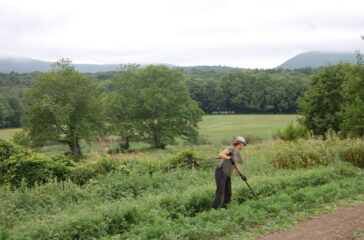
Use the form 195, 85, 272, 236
199, 114, 298, 144
1, 114, 363, 240
0, 114, 298, 151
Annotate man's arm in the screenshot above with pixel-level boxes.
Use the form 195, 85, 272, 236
232, 164, 247, 181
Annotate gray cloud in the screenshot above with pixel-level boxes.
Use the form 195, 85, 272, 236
0, 0, 363, 68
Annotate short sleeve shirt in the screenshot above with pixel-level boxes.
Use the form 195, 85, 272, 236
218, 146, 242, 177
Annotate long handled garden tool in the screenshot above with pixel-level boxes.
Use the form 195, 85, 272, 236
233, 165, 259, 200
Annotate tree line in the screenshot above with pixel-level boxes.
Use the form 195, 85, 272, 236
0, 65, 313, 129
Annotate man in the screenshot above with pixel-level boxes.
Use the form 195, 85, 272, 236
211, 136, 247, 209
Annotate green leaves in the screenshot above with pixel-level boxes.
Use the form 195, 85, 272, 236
299, 63, 364, 137
22, 59, 103, 159
106, 65, 203, 149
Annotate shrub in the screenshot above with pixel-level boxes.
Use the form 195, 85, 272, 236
0, 140, 70, 187
69, 158, 130, 185
338, 141, 364, 168
277, 121, 311, 141
12, 130, 43, 149
170, 150, 202, 168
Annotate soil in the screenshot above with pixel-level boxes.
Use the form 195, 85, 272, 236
254, 202, 364, 240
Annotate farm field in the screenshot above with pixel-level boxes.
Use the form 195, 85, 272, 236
0, 114, 363, 240
199, 114, 298, 144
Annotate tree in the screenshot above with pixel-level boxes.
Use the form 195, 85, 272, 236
22, 59, 103, 160
298, 63, 351, 135
108, 65, 204, 149
339, 65, 364, 137
0, 103, 9, 128
103, 64, 141, 150
135, 66, 203, 148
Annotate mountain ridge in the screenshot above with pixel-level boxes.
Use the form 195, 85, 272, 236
0, 52, 359, 73
276, 51, 358, 69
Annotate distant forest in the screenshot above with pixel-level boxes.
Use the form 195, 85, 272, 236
0, 66, 314, 128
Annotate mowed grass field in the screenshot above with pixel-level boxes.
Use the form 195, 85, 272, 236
199, 114, 298, 144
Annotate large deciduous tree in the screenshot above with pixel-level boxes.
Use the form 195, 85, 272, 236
22, 59, 103, 160
107, 65, 203, 149
298, 62, 364, 137
339, 65, 364, 137
298, 63, 350, 135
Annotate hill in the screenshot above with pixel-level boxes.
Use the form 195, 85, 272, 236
277, 52, 358, 69
0, 57, 247, 73
0, 57, 122, 73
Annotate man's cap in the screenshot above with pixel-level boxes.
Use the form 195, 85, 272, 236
235, 136, 246, 145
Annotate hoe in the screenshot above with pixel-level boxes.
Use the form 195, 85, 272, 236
233, 164, 259, 200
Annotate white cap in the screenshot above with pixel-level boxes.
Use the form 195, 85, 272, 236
235, 136, 246, 145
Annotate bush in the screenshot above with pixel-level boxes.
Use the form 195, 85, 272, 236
12, 130, 43, 149
69, 158, 130, 185
170, 150, 202, 168
0, 139, 70, 188
277, 121, 311, 141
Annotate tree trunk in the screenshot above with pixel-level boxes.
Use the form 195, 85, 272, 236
68, 140, 82, 161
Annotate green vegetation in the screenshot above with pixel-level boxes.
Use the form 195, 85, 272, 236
22, 59, 104, 160
1, 58, 364, 239
277, 121, 311, 141
0, 136, 363, 239
299, 63, 364, 137
104, 64, 203, 149
0, 63, 311, 132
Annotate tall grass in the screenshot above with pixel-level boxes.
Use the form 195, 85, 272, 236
265, 139, 364, 169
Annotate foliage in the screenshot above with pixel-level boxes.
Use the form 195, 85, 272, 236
267, 139, 364, 169
22, 59, 104, 160
277, 121, 311, 141
0, 139, 69, 187
69, 158, 130, 185
12, 130, 44, 149
170, 150, 202, 168
5, 166, 362, 239
339, 65, 364, 137
299, 63, 364, 137
338, 141, 364, 168
105, 65, 204, 149
185, 69, 309, 114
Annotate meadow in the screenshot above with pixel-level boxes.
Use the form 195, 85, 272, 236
0, 114, 363, 240
0, 114, 298, 154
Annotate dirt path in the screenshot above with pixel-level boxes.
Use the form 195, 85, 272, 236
254, 202, 364, 240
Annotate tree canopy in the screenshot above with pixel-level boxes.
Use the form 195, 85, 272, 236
105, 65, 204, 149
22, 59, 103, 159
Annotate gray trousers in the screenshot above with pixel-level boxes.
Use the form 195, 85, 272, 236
211, 166, 232, 209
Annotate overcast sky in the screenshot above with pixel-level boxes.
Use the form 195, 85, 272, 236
0, 0, 363, 68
